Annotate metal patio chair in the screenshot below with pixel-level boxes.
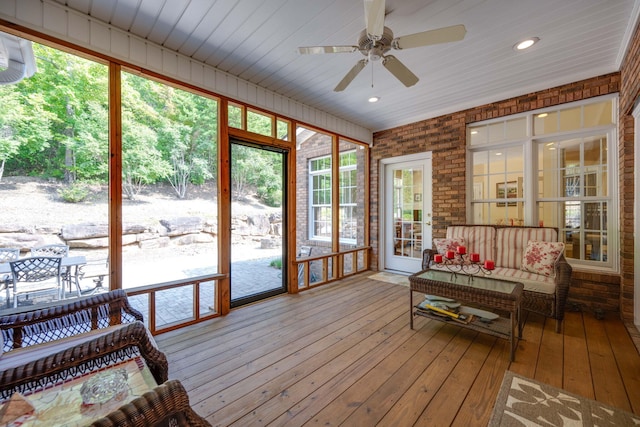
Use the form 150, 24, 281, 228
30, 244, 69, 257
8, 256, 62, 308
297, 246, 318, 286
1, 248, 21, 304
30, 244, 81, 298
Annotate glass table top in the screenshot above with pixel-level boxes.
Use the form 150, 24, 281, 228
413, 269, 520, 294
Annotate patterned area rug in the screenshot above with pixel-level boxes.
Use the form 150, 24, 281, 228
369, 271, 409, 287
489, 371, 640, 426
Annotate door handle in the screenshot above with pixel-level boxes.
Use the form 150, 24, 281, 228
425, 221, 431, 226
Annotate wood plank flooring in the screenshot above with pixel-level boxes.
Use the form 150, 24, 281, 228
155, 271, 640, 426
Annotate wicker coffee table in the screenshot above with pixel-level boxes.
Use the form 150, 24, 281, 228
409, 269, 523, 361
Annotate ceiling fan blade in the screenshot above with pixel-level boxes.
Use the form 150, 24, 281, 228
364, 0, 385, 40
382, 55, 418, 87
298, 45, 358, 55
334, 59, 368, 92
393, 24, 466, 50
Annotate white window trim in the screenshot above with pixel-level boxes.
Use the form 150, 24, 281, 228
466, 94, 619, 273
308, 151, 358, 245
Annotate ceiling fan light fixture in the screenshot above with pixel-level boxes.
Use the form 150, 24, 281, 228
368, 96, 380, 103
514, 37, 540, 51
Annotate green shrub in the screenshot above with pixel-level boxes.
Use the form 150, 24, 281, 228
58, 182, 90, 203
269, 257, 282, 269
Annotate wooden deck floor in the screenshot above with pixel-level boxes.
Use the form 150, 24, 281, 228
155, 272, 640, 426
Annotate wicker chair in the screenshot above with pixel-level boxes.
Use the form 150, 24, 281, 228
0, 321, 168, 400
91, 379, 211, 427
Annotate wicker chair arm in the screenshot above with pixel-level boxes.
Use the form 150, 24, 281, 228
0, 322, 168, 400
421, 248, 438, 270
90, 380, 211, 427
553, 254, 573, 320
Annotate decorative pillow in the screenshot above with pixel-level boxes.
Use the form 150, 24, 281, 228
521, 240, 565, 277
433, 237, 466, 255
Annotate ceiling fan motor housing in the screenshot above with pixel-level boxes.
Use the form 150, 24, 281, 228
358, 26, 394, 60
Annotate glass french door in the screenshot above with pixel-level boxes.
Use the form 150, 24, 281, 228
230, 141, 287, 307
383, 154, 432, 273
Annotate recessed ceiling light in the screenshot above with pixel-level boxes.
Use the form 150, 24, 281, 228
368, 96, 380, 103
538, 113, 548, 118
514, 37, 540, 51
470, 130, 478, 135
495, 152, 503, 156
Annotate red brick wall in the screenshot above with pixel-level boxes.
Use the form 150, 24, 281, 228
618, 17, 640, 321
371, 73, 624, 316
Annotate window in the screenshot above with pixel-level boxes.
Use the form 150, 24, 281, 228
468, 97, 617, 271
538, 135, 609, 264
339, 151, 357, 243
310, 156, 332, 240
309, 150, 357, 243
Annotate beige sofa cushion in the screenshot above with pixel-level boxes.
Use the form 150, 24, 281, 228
495, 227, 558, 269
446, 226, 495, 262
491, 267, 556, 294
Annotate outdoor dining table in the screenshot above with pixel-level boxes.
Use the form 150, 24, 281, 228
0, 255, 87, 299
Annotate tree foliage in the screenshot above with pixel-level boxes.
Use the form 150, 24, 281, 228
0, 38, 284, 207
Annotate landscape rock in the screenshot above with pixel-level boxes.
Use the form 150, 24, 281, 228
0, 224, 34, 233
160, 217, 204, 236
62, 223, 108, 240
0, 233, 61, 251
173, 233, 214, 245
138, 236, 170, 249
123, 224, 149, 235
67, 237, 109, 248
260, 238, 281, 249
247, 214, 271, 235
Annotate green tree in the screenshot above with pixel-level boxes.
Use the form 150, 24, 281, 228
0, 89, 54, 180
1, 43, 109, 182
123, 73, 218, 199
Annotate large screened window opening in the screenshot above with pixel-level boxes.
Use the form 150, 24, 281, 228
468, 96, 617, 271
0, 32, 109, 311
120, 71, 219, 324
296, 126, 368, 287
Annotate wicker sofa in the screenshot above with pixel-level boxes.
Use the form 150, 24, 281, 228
422, 225, 572, 332
0, 290, 211, 426
0, 289, 148, 369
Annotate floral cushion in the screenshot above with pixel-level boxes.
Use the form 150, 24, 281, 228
433, 237, 466, 255
432, 237, 467, 265
521, 240, 565, 277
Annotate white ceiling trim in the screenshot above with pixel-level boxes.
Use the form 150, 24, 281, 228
616, 0, 640, 68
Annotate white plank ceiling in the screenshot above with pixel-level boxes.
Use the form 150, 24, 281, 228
51, 0, 640, 132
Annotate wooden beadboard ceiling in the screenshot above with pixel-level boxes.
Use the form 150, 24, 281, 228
53, 0, 640, 132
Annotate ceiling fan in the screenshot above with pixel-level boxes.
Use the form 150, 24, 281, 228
298, 0, 466, 92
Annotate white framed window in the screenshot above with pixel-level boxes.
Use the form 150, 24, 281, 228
468, 95, 618, 272
309, 150, 357, 243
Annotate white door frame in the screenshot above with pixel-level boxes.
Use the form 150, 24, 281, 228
379, 152, 432, 273
633, 101, 640, 328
